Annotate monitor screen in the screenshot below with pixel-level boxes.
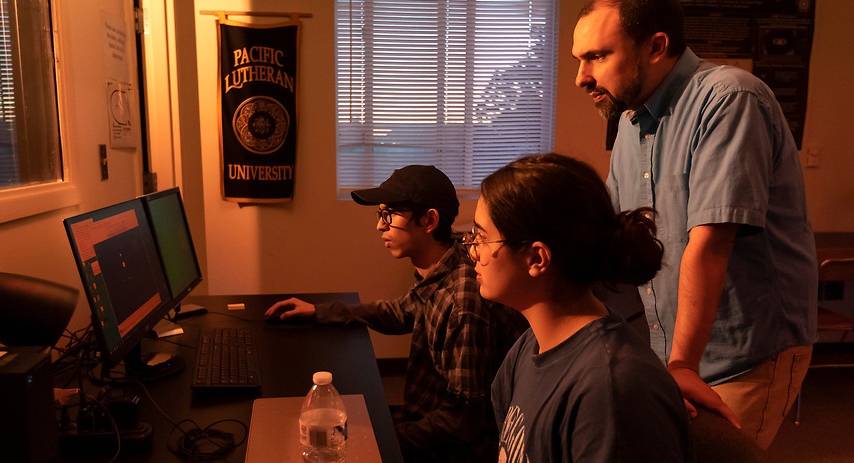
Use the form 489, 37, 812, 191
63, 198, 173, 373
141, 187, 202, 306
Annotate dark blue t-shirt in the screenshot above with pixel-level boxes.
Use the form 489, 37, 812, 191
492, 311, 693, 463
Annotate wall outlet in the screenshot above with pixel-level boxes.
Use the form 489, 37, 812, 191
99, 144, 108, 180
805, 145, 820, 168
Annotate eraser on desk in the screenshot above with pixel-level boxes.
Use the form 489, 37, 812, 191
227, 303, 245, 311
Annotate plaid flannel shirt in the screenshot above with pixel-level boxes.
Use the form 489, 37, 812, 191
316, 241, 526, 461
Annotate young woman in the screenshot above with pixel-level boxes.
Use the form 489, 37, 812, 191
465, 153, 693, 462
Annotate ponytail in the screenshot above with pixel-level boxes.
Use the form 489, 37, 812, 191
600, 208, 663, 286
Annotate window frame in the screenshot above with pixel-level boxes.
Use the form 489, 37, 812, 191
0, 0, 79, 224
334, 0, 558, 199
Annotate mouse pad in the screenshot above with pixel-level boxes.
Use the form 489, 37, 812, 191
245, 394, 382, 462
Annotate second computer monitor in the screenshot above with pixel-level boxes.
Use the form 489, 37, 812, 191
142, 187, 202, 306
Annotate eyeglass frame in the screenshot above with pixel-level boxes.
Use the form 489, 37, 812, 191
462, 226, 509, 262
376, 207, 414, 226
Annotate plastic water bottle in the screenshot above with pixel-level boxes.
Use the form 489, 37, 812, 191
299, 371, 348, 462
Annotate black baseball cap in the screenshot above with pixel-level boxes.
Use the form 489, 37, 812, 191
351, 165, 460, 221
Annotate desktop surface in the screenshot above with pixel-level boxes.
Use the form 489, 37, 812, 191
246, 394, 382, 463
58, 293, 403, 463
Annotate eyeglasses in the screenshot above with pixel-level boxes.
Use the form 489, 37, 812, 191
462, 226, 507, 262
376, 208, 412, 226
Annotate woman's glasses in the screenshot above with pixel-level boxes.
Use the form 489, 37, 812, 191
462, 226, 506, 262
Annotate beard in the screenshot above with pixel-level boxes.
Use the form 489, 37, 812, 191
592, 65, 644, 120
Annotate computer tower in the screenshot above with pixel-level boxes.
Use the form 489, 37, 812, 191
0, 346, 59, 463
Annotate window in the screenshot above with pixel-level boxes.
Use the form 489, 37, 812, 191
335, 0, 557, 196
0, 0, 62, 191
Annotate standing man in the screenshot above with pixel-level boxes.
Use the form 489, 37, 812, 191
266, 165, 527, 462
571, 0, 817, 449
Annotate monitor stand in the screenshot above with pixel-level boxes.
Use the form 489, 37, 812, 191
124, 343, 186, 382
171, 302, 208, 320
97, 343, 186, 383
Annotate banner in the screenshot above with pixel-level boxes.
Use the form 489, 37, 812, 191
217, 18, 299, 203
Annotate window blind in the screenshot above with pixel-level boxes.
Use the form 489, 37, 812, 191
0, 2, 17, 185
335, 0, 557, 197
0, 0, 62, 191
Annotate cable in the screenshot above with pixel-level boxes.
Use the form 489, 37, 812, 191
78, 390, 122, 463
53, 320, 249, 461
123, 379, 249, 461
168, 418, 248, 461
52, 326, 100, 390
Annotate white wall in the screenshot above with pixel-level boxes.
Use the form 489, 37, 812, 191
0, 0, 144, 333
795, 3, 854, 232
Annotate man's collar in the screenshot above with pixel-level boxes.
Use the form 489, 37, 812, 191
413, 242, 459, 281
629, 48, 704, 124
410, 242, 463, 302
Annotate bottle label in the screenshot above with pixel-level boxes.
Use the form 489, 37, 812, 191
299, 409, 348, 448
304, 424, 347, 447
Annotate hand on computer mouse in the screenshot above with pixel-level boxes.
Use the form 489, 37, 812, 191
265, 297, 317, 323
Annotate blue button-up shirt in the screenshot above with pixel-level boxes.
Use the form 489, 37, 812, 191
607, 48, 817, 384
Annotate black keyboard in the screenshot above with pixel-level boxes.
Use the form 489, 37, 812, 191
192, 327, 260, 391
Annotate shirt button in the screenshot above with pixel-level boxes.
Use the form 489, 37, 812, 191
646, 287, 652, 294
643, 172, 650, 179
644, 133, 651, 139
652, 323, 660, 330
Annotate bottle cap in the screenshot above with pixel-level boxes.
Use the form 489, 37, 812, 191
313, 371, 333, 385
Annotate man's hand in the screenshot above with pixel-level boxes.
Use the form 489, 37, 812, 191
668, 364, 740, 428
265, 297, 317, 322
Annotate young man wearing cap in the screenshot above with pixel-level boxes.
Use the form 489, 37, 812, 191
266, 165, 527, 462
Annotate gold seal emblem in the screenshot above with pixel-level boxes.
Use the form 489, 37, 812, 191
232, 96, 290, 154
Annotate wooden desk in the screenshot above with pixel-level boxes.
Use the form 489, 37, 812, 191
61, 293, 403, 463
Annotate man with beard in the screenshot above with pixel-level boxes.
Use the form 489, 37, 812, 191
571, 0, 817, 450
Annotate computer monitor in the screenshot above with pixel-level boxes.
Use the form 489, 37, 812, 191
141, 187, 202, 311
64, 197, 185, 381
